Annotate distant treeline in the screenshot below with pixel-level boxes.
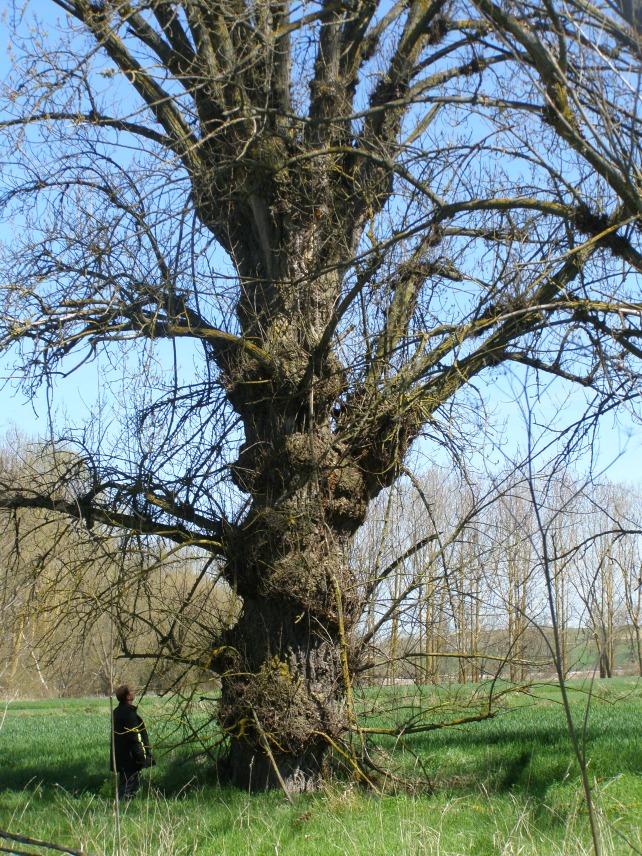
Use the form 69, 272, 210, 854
2, 439, 641, 697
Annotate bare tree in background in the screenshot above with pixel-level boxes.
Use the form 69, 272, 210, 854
612, 493, 642, 674
2, 0, 642, 791
0, 440, 234, 697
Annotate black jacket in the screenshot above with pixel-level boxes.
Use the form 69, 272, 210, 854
111, 703, 153, 772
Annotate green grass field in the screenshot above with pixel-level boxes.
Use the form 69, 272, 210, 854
1, 680, 641, 855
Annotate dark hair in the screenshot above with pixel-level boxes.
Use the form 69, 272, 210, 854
115, 684, 132, 703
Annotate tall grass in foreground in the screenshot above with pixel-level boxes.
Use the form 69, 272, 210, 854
1, 680, 641, 855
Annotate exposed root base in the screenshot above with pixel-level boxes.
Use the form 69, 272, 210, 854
220, 741, 326, 794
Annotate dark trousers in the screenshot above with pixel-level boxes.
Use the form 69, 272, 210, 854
118, 768, 141, 798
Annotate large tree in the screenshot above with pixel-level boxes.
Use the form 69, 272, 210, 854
1, 0, 642, 791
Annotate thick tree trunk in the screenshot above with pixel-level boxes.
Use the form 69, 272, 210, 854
218, 598, 348, 792
208, 194, 405, 787
214, 432, 363, 791
209, 349, 406, 790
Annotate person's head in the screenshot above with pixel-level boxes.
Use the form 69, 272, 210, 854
115, 684, 135, 704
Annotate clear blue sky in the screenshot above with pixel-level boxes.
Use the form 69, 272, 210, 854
2, 352, 641, 484
1, 3, 641, 485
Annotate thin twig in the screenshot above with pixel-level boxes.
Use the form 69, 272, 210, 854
0, 830, 95, 856
251, 710, 294, 805
0, 845, 37, 856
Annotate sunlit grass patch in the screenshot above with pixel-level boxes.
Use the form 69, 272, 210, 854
1, 680, 641, 854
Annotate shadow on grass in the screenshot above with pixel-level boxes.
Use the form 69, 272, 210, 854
0, 761, 104, 793
395, 712, 642, 798
0, 754, 217, 798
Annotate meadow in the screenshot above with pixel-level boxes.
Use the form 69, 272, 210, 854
1, 679, 641, 855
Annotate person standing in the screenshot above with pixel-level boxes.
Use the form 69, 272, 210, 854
111, 684, 155, 799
